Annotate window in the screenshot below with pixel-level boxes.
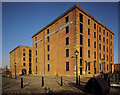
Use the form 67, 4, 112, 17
79, 13, 83, 22
103, 30, 105, 35
80, 47, 83, 57
88, 50, 90, 58
29, 50, 31, 53
110, 41, 112, 46
36, 58, 37, 63
107, 55, 108, 61
36, 50, 37, 55
100, 64, 101, 70
35, 37, 37, 41
107, 47, 108, 52
66, 49, 69, 57
66, 62, 69, 71
88, 39, 90, 47
107, 32, 108, 37
111, 35, 112, 39
48, 64, 50, 71
36, 66, 37, 74
88, 28, 90, 35
66, 37, 69, 45
29, 63, 31, 66
29, 54, 31, 57
80, 23, 83, 33
29, 58, 31, 62
103, 54, 105, 60
103, 45, 105, 51
23, 49, 25, 51
23, 58, 25, 61
47, 29, 49, 34
107, 39, 108, 44
94, 32, 96, 38
86, 62, 87, 71
23, 63, 25, 66
65, 16, 69, 23
88, 62, 90, 70
94, 52, 96, 59
94, 23, 96, 30
99, 27, 101, 32
88, 19, 90, 25
111, 49, 112, 54
35, 43, 37, 48
99, 44, 101, 50
100, 53, 101, 59
111, 56, 112, 62
47, 36, 49, 42
99, 35, 101, 40
80, 59, 82, 66
48, 54, 50, 61
103, 37, 105, 42
23, 53, 25, 56
47, 45, 49, 51
107, 64, 108, 71
94, 42, 96, 48
66, 26, 69, 34
80, 34, 83, 45
80, 68, 82, 75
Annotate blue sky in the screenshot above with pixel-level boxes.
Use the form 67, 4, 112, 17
2, 2, 118, 68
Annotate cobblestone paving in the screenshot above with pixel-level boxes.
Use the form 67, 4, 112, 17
1, 75, 120, 94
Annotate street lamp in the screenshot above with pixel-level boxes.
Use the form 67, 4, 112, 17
75, 50, 79, 85
15, 63, 17, 79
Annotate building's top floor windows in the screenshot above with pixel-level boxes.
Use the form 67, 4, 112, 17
35, 37, 37, 41
79, 13, 83, 23
88, 28, 90, 35
110, 35, 112, 39
99, 27, 101, 32
103, 30, 105, 35
29, 50, 31, 53
88, 19, 90, 25
107, 32, 108, 37
94, 32, 96, 38
23, 49, 25, 51
65, 16, 69, 23
47, 29, 49, 34
94, 23, 96, 30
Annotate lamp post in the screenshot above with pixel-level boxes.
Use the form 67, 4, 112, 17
15, 63, 17, 79
75, 50, 79, 85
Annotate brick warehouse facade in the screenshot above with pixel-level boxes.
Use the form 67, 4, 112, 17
10, 4, 114, 77
32, 4, 114, 77
10, 46, 33, 75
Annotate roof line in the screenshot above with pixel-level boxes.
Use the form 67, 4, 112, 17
32, 4, 114, 38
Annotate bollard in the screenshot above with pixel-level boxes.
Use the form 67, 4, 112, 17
61, 76, 63, 86
21, 78, 23, 88
79, 75, 80, 85
42, 76, 44, 87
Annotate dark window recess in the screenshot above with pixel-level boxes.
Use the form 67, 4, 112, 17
107, 32, 108, 37
47, 45, 49, 51
23, 49, 25, 51
23, 58, 25, 61
29, 50, 31, 53
94, 42, 96, 48
99, 27, 101, 32
65, 16, 69, 23
35, 43, 37, 48
107, 64, 108, 71
80, 34, 83, 45
107, 47, 108, 52
47, 37, 49, 42
88, 28, 90, 35
23, 63, 25, 66
100, 53, 101, 59
86, 62, 87, 71
66, 62, 69, 71
23, 53, 25, 56
107, 55, 108, 61
29, 54, 31, 57
94, 24, 96, 30
99, 44, 101, 50
66, 49, 69, 57
48, 54, 50, 61
88, 19, 90, 25
80, 68, 82, 75
48, 64, 50, 71
80, 23, 83, 33
103, 45, 105, 51
66, 37, 69, 45
66, 26, 69, 34
100, 64, 101, 70
47, 29, 49, 34
103, 30, 105, 35
29, 58, 31, 62
80, 47, 83, 57
88, 39, 90, 47
107, 39, 108, 44
94, 52, 96, 59
103, 37, 105, 42
111, 41, 112, 46
88, 50, 90, 58
80, 59, 82, 66
36, 50, 37, 55
111, 56, 112, 62
36, 58, 37, 63
88, 62, 90, 70
103, 54, 105, 60
36, 66, 37, 73
29, 63, 31, 66
111, 35, 112, 39
99, 35, 101, 40
94, 32, 96, 38
79, 13, 83, 22
111, 49, 112, 54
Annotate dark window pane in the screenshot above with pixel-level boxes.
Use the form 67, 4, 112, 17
47, 29, 49, 34
66, 49, 69, 57
80, 23, 83, 33
65, 16, 69, 23
66, 37, 69, 45
88, 28, 90, 35
80, 34, 83, 45
48, 64, 50, 71
88, 39, 90, 47
88, 19, 90, 25
88, 50, 90, 58
80, 13, 83, 22
66, 62, 69, 71
80, 47, 82, 57
48, 54, 50, 60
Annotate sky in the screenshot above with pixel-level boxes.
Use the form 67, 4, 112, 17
2, 2, 118, 68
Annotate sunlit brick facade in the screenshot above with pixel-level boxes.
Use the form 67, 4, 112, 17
10, 46, 33, 75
